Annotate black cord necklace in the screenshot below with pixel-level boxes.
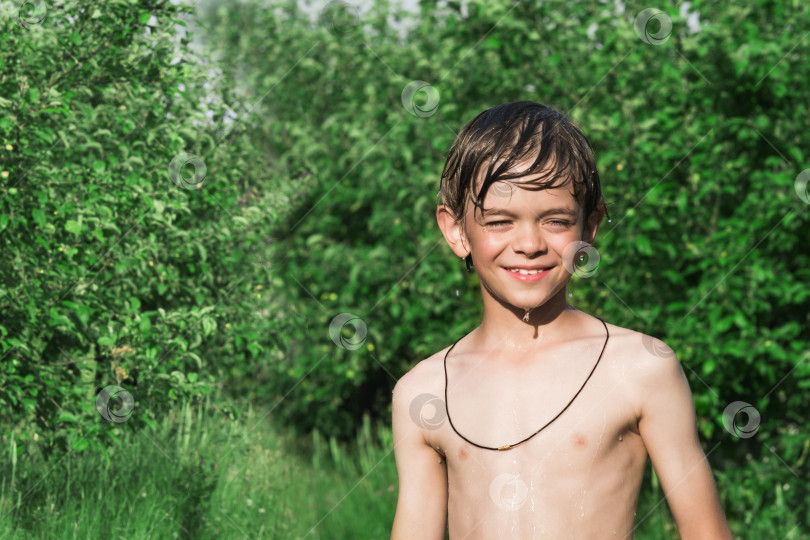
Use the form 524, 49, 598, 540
443, 317, 609, 451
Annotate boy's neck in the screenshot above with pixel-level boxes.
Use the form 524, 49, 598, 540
474, 288, 583, 353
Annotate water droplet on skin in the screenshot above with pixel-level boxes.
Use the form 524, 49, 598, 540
618, 434, 623, 441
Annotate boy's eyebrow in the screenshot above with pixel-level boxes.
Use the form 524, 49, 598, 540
482, 207, 578, 217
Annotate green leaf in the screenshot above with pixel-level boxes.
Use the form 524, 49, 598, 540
732, 311, 748, 330
72, 438, 89, 452
75, 304, 90, 326
139, 11, 152, 24
32, 209, 46, 228
483, 36, 501, 50
201, 316, 216, 337
140, 315, 151, 334
59, 412, 79, 423
33, 129, 53, 143
635, 235, 652, 256
714, 316, 734, 334
65, 220, 81, 235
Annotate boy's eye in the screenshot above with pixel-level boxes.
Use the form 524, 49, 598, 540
485, 220, 572, 229
485, 221, 510, 228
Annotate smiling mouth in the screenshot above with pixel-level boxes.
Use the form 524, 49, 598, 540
505, 267, 550, 275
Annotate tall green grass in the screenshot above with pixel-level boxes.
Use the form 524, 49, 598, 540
0, 393, 398, 539
0, 392, 802, 538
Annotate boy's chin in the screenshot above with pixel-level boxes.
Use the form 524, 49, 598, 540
507, 286, 571, 309
484, 288, 559, 313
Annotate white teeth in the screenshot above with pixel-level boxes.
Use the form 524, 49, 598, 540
509, 268, 544, 275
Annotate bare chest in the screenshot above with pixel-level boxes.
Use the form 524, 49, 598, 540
421, 342, 649, 537
431, 362, 641, 477
431, 343, 643, 486
428, 370, 641, 537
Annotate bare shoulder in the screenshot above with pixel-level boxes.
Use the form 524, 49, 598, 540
393, 343, 453, 403
598, 319, 687, 407
392, 342, 460, 458
595, 317, 680, 368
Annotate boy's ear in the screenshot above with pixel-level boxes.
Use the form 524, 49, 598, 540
582, 206, 605, 245
436, 205, 471, 258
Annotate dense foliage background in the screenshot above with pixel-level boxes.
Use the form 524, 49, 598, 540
1, 0, 808, 536
0, 0, 307, 458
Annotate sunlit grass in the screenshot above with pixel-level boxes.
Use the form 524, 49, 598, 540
0, 394, 397, 539
0, 392, 798, 538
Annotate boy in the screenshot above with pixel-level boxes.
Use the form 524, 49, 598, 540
391, 102, 733, 539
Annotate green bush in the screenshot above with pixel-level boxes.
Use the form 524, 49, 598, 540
0, 0, 298, 459
201, 0, 808, 427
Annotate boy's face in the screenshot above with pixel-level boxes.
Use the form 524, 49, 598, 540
437, 159, 602, 314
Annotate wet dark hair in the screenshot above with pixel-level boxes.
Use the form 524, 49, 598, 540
438, 101, 609, 229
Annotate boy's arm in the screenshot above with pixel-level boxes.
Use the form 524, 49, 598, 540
391, 373, 448, 540
636, 338, 733, 539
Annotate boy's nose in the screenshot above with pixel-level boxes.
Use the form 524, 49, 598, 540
512, 224, 546, 256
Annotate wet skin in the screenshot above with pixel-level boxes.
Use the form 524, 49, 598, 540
416, 315, 649, 539
392, 167, 732, 539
